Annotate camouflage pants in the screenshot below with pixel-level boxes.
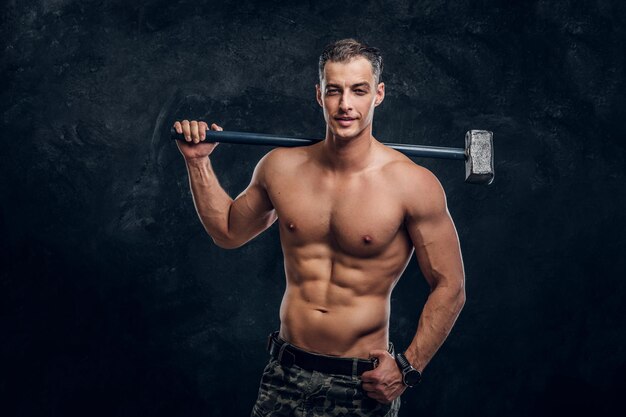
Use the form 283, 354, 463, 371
251, 357, 401, 417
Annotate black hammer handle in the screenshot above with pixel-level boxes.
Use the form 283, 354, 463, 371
170, 128, 466, 160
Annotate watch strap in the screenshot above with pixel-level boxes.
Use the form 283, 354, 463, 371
395, 352, 412, 371
395, 352, 422, 387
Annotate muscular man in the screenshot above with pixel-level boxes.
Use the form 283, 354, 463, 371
174, 39, 465, 417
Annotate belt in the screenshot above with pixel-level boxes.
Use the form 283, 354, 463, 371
266, 331, 394, 377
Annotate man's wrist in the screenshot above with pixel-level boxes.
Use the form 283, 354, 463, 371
402, 349, 424, 373
395, 352, 422, 387
184, 156, 210, 167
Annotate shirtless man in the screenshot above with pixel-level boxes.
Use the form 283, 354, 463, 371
174, 39, 465, 417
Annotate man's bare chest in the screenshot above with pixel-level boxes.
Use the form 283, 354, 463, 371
267, 173, 406, 256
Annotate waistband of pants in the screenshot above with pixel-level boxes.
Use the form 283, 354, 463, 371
266, 331, 394, 377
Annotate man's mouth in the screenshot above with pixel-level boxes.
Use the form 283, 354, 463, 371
334, 116, 357, 127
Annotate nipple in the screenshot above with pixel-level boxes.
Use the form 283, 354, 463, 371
363, 235, 373, 244
287, 222, 296, 231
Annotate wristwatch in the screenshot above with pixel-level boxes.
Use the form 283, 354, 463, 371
395, 352, 422, 387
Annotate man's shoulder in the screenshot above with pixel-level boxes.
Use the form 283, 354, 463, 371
377, 145, 447, 216
256, 145, 315, 178
378, 145, 442, 192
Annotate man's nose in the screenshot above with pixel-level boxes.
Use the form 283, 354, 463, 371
339, 92, 353, 112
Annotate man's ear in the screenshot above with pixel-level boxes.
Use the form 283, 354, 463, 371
374, 82, 385, 107
316, 84, 323, 108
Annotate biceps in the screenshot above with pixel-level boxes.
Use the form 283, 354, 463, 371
409, 212, 464, 288
229, 182, 277, 235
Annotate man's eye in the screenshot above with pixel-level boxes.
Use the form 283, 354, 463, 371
354, 89, 367, 95
326, 89, 339, 95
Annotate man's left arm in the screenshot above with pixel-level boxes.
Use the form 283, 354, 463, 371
402, 169, 466, 373
362, 166, 465, 404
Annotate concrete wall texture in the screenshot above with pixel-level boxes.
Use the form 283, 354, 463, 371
1, 1, 625, 416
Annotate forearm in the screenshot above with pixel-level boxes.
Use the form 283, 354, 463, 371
404, 283, 465, 372
184, 156, 234, 245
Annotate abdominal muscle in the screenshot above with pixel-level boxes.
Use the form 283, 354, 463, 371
278, 249, 407, 359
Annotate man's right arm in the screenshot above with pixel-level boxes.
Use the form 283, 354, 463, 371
175, 120, 277, 249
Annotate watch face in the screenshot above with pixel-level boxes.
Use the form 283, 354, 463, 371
404, 369, 421, 386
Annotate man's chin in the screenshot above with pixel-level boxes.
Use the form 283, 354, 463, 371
329, 126, 360, 140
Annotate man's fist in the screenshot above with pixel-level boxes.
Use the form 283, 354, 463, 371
174, 120, 222, 161
361, 350, 406, 404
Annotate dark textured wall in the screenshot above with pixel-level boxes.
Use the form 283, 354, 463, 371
2, 1, 625, 416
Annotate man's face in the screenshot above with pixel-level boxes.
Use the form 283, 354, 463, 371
316, 57, 385, 140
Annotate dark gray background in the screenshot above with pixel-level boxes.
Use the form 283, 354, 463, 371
2, 0, 625, 416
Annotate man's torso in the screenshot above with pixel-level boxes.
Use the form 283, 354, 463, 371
262, 141, 421, 358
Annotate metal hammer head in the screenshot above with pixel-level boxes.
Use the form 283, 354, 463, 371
465, 130, 494, 184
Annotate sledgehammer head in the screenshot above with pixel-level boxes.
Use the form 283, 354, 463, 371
465, 130, 494, 184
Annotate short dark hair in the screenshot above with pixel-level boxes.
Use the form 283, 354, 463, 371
318, 38, 383, 83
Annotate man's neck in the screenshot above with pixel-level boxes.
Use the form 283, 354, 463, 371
322, 126, 376, 173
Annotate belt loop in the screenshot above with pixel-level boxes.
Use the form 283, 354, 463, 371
351, 358, 358, 378
278, 341, 288, 363
277, 342, 295, 368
